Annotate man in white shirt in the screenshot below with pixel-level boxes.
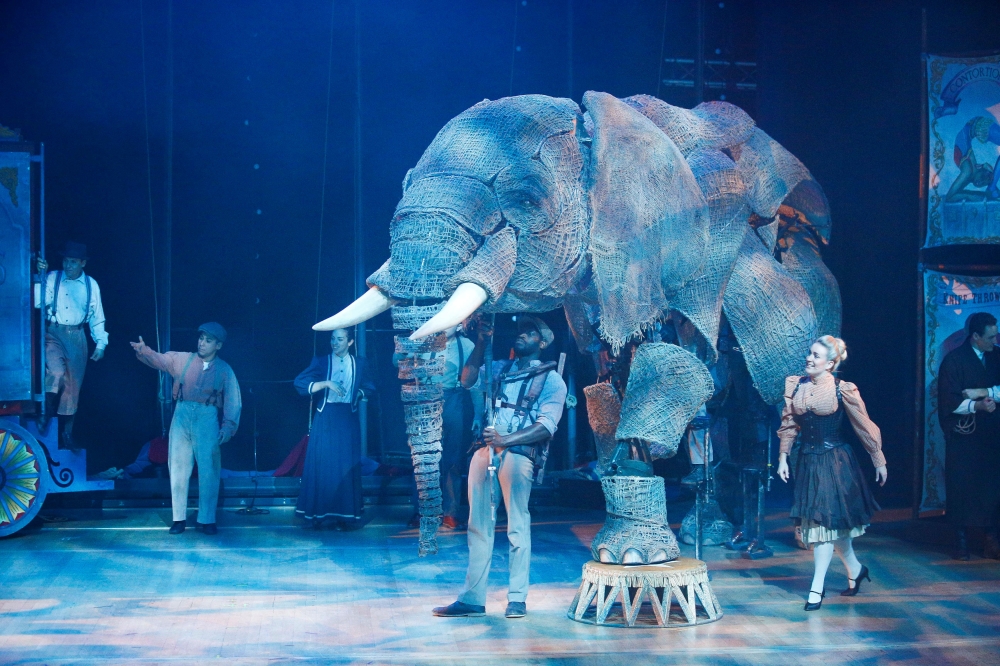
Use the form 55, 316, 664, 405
36, 241, 108, 449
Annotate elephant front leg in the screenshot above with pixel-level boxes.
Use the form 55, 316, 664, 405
587, 343, 715, 565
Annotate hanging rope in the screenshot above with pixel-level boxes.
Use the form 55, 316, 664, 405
655, 0, 669, 99
309, 0, 339, 432
138, 0, 161, 355
138, 0, 167, 436
312, 0, 337, 354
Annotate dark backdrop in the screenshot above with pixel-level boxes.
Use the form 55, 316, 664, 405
2, 0, 998, 507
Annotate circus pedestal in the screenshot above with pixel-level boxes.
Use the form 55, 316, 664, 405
567, 559, 722, 628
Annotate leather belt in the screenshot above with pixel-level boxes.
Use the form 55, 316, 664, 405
800, 439, 847, 454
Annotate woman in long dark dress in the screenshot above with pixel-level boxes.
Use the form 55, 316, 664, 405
293, 328, 375, 528
776, 336, 888, 611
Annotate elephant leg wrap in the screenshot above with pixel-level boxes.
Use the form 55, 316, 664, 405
583, 383, 622, 475
393, 310, 447, 556
591, 475, 680, 565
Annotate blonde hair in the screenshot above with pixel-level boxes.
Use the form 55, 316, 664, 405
814, 335, 848, 371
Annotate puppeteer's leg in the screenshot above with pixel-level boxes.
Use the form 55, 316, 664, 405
168, 404, 197, 523
499, 450, 534, 603
458, 447, 497, 607
591, 343, 713, 564
192, 405, 222, 526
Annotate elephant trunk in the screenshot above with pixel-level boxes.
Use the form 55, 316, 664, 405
392, 303, 448, 556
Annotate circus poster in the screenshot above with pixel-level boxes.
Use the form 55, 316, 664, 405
921, 270, 1000, 515
925, 54, 1000, 247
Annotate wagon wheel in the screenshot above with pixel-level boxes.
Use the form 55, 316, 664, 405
0, 421, 49, 537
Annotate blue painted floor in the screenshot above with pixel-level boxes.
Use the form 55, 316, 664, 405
1, 504, 998, 665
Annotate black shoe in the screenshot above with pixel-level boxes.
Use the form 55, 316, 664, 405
804, 589, 825, 611
954, 528, 971, 561
168, 520, 186, 535
841, 564, 870, 596
198, 523, 218, 535
505, 601, 526, 618
680, 466, 706, 487
432, 601, 486, 617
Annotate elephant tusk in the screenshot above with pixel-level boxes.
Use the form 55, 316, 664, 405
410, 283, 488, 340
313, 286, 397, 331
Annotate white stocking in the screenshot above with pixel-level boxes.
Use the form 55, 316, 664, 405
834, 537, 862, 588
809, 541, 834, 602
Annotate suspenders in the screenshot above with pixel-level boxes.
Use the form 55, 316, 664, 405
49, 270, 92, 326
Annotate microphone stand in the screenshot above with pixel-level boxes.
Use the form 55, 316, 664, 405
233, 387, 268, 516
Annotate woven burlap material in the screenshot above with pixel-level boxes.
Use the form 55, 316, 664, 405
615, 343, 715, 459
584, 91, 709, 354
591, 475, 681, 564
779, 224, 842, 338
722, 231, 818, 406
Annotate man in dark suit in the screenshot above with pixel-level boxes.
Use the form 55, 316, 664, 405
938, 312, 1000, 560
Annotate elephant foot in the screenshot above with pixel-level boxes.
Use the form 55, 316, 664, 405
590, 474, 680, 565
592, 516, 680, 564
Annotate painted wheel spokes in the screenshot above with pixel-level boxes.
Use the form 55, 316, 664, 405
0, 428, 42, 529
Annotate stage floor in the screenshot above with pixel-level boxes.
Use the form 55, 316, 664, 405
2, 505, 999, 665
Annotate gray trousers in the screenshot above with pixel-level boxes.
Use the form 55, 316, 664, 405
459, 446, 534, 606
169, 401, 222, 523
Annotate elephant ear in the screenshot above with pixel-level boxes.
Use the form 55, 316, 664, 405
582, 91, 710, 353
722, 230, 818, 405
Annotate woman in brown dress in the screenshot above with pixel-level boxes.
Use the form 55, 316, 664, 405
776, 336, 888, 611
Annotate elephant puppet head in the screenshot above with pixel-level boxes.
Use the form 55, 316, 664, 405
312, 95, 589, 556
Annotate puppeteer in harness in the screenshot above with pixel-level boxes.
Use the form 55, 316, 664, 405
433, 315, 567, 620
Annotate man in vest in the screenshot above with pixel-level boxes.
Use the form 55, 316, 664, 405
433, 315, 567, 619
36, 241, 108, 449
131, 322, 241, 535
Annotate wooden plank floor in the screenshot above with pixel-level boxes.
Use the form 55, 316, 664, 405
1, 505, 999, 665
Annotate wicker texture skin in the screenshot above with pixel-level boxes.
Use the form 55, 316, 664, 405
615, 344, 715, 459
362, 92, 840, 560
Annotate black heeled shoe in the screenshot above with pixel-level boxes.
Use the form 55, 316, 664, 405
841, 564, 870, 596
804, 589, 825, 611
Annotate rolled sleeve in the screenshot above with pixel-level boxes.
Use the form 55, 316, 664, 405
533, 371, 567, 436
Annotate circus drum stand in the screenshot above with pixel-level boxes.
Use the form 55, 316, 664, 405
569, 345, 722, 628
0, 127, 111, 539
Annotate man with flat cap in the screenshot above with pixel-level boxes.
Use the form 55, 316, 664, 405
36, 241, 108, 449
434, 315, 567, 620
131, 322, 241, 535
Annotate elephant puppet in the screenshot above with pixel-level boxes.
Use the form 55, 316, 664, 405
315, 92, 840, 560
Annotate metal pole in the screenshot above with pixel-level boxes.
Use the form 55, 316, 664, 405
353, 1, 368, 457
566, 355, 576, 469
914, 8, 928, 519
162, 0, 175, 436
38, 143, 47, 414
694, 479, 703, 561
